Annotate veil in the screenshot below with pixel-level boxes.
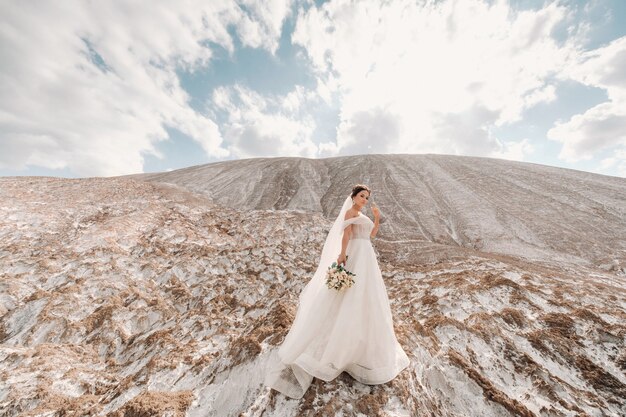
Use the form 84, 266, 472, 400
297, 194, 352, 305
265, 193, 353, 398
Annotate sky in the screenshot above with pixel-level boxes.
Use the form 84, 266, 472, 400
1, 0, 625, 179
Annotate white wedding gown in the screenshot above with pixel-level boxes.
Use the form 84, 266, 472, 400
265, 212, 410, 399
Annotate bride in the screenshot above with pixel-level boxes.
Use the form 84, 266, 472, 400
265, 184, 410, 399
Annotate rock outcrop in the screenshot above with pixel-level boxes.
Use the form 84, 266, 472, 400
1, 154, 625, 416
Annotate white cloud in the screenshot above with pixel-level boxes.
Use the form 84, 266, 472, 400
598, 148, 626, 177
211, 85, 318, 158
547, 36, 626, 164
490, 138, 536, 162
239, 0, 293, 53
3, 0, 623, 176
333, 106, 400, 156
292, 0, 578, 161
548, 102, 626, 161
0, 1, 292, 176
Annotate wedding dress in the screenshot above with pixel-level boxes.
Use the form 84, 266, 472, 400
265, 194, 410, 399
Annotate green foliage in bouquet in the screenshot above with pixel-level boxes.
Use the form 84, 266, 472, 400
325, 256, 356, 290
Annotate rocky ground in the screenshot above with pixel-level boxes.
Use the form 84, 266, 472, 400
129, 154, 626, 273
1, 154, 625, 416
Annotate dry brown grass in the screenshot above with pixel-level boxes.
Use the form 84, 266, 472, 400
420, 294, 439, 306
108, 390, 194, 417
81, 298, 123, 334
499, 308, 527, 328
574, 355, 626, 400
447, 349, 537, 417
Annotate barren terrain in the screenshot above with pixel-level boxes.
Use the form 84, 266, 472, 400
1, 154, 625, 416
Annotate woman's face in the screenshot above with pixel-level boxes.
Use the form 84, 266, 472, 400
355, 190, 370, 206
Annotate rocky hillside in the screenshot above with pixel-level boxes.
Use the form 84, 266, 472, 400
128, 154, 626, 273
1, 154, 625, 416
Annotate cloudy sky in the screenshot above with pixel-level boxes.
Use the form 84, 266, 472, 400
1, 0, 625, 178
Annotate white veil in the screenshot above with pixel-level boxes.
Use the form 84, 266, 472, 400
265, 193, 353, 398
297, 194, 352, 304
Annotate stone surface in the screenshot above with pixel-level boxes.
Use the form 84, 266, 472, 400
0, 154, 625, 416
128, 154, 626, 272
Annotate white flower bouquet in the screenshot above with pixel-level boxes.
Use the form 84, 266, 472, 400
325, 256, 356, 290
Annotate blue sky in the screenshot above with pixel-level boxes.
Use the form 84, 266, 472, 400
1, 0, 625, 178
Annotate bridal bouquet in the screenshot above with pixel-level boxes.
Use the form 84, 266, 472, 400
325, 256, 356, 290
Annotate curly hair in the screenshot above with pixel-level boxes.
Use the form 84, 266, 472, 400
351, 184, 371, 198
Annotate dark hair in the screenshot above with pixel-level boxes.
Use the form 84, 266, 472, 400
351, 184, 371, 198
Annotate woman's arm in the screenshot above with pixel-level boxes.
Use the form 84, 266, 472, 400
338, 224, 351, 265
370, 204, 380, 238
370, 217, 379, 238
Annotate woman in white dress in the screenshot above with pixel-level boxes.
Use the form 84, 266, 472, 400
265, 185, 410, 399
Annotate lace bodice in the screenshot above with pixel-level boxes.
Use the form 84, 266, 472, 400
342, 213, 374, 240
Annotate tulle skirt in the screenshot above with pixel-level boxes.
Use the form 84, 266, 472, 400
265, 237, 410, 399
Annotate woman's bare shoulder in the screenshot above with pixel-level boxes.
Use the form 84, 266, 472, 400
344, 208, 359, 220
